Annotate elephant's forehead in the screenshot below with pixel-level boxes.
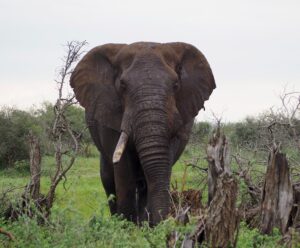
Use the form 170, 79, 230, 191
116, 42, 161, 59
127, 42, 161, 50
115, 42, 178, 68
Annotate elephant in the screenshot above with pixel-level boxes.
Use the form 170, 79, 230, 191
70, 42, 216, 226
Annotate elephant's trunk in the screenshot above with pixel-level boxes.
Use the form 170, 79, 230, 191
132, 85, 172, 225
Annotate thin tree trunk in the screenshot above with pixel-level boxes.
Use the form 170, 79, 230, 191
27, 131, 41, 200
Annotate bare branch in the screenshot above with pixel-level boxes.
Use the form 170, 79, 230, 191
0, 227, 15, 241
42, 41, 88, 217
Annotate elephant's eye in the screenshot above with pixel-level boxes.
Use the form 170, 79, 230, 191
173, 81, 180, 92
120, 79, 127, 90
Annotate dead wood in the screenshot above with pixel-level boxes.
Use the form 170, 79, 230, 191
0, 227, 15, 241
170, 189, 203, 217
232, 154, 262, 205
206, 127, 231, 204
242, 206, 261, 229
182, 127, 238, 248
4, 133, 45, 221
260, 146, 294, 234
2, 41, 86, 222
181, 214, 206, 248
181, 174, 239, 248
205, 172, 239, 248
27, 131, 42, 200
205, 127, 239, 247
290, 183, 300, 229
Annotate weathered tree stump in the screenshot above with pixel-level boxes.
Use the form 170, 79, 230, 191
205, 173, 239, 248
4, 132, 43, 221
260, 146, 294, 234
181, 128, 238, 248
205, 128, 239, 247
206, 128, 231, 204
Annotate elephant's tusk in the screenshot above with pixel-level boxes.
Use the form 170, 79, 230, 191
112, 131, 129, 164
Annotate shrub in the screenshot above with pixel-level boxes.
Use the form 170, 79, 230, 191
190, 121, 212, 145
0, 107, 39, 169
230, 117, 259, 148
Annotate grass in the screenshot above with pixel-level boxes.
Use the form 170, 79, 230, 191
0, 156, 107, 221
0, 146, 285, 247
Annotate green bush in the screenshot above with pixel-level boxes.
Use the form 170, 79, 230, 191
237, 222, 282, 248
0, 104, 94, 170
230, 117, 259, 148
0, 210, 193, 248
0, 108, 39, 169
189, 121, 212, 146
33, 102, 93, 157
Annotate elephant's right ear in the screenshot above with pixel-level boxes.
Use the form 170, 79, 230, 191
70, 44, 126, 131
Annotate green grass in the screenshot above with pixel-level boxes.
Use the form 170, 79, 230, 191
0, 147, 285, 247
1, 156, 107, 220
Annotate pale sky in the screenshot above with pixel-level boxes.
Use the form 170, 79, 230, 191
0, 0, 299, 122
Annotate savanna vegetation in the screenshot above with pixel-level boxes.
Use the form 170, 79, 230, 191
0, 41, 299, 247
0, 101, 299, 247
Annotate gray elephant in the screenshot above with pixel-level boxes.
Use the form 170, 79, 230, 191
70, 42, 215, 226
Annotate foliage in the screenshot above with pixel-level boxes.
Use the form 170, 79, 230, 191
0, 212, 194, 248
0, 154, 290, 247
237, 222, 282, 248
0, 90, 299, 246
230, 117, 260, 148
32, 102, 92, 156
0, 206, 283, 247
0, 104, 93, 170
0, 107, 39, 169
190, 121, 212, 145
229, 113, 299, 157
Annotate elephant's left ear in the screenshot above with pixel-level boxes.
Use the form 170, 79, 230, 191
168, 42, 216, 124
70, 44, 126, 131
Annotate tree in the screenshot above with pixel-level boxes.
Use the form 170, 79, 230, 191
0, 108, 39, 169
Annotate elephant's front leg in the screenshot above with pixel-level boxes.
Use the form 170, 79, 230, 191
100, 156, 117, 215
114, 152, 138, 223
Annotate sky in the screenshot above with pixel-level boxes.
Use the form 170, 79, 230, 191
0, 0, 299, 122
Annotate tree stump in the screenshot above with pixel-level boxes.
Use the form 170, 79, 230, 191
206, 173, 239, 248
193, 127, 238, 247
206, 128, 231, 204
260, 146, 294, 234
180, 128, 239, 247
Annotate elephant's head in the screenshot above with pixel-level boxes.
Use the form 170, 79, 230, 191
70, 42, 215, 224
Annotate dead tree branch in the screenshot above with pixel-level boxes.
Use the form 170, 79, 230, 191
0, 227, 15, 241
43, 40, 87, 218
2, 41, 87, 222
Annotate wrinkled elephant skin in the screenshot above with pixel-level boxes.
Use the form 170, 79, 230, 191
70, 42, 216, 226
